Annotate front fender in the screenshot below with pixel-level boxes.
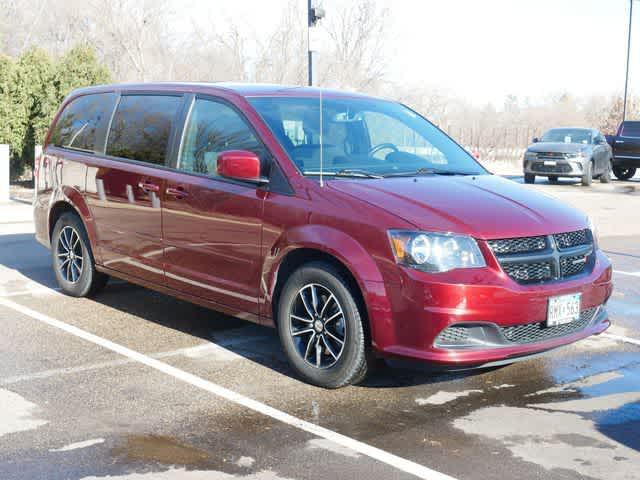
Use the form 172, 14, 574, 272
261, 224, 392, 350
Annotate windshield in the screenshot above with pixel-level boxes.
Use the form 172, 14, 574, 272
541, 129, 592, 144
249, 96, 487, 177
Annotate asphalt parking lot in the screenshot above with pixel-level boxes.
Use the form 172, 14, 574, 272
1, 176, 639, 480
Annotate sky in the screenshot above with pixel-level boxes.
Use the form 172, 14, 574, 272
186, 0, 639, 107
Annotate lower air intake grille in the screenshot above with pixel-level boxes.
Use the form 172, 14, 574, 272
500, 307, 598, 344
436, 326, 470, 345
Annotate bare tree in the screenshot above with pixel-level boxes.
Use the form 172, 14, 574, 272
253, 0, 306, 85
318, 0, 389, 92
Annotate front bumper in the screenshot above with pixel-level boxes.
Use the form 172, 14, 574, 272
368, 249, 613, 366
523, 158, 586, 177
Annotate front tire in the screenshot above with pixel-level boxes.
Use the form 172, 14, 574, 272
600, 160, 612, 183
52, 212, 108, 297
277, 262, 372, 388
524, 173, 535, 184
613, 166, 636, 181
581, 161, 593, 186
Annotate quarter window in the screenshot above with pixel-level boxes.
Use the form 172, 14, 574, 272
106, 95, 182, 165
50, 93, 117, 153
179, 98, 266, 177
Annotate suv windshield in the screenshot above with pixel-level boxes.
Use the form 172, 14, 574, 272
249, 95, 486, 178
541, 128, 592, 144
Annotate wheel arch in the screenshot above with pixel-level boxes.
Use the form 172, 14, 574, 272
48, 188, 100, 263
264, 225, 390, 348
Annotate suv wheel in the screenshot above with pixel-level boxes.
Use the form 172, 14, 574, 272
52, 212, 108, 297
524, 173, 535, 184
277, 261, 372, 388
581, 161, 593, 186
599, 161, 612, 184
613, 166, 637, 181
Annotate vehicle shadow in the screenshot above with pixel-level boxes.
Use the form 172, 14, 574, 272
0, 233, 494, 388
91, 280, 493, 389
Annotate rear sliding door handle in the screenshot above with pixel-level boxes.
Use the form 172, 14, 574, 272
138, 181, 160, 193
166, 187, 189, 199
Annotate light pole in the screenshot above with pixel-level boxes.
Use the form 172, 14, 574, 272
307, 1, 325, 86
623, 0, 634, 122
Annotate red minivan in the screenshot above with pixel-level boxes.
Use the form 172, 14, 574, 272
34, 83, 613, 388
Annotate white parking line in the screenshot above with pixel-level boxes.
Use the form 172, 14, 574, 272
0, 287, 62, 298
602, 333, 640, 347
613, 270, 640, 277
0, 297, 457, 480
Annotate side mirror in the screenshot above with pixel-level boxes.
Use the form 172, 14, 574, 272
217, 150, 268, 184
532, 137, 539, 143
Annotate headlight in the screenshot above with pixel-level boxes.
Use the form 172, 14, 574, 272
587, 217, 599, 250
388, 230, 486, 272
524, 151, 537, 160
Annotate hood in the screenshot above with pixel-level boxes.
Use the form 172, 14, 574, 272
527, 142, 592, 154
328, 175, 588, 240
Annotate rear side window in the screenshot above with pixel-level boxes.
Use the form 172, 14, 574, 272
178, 98, 266, 177
621, 122, 640, 138
50, 93, 117, 153
106, 95, 182, 165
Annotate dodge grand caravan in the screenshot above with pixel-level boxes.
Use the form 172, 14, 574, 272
34, 83, 613, 388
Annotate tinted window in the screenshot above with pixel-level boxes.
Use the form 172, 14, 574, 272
621, 122, 640, 138
106, 95, 182, 165
51, 93, 117, 153
179, 98, 266, 177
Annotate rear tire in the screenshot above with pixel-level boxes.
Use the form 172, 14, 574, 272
524, 173, 535, 184
581, 161, 593, 186
612, 166, 636, 181
276, 261, 372, 388
599, 160, 612, 183
51, 212, 108, 297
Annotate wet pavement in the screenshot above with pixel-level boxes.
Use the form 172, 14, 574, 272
0, 178, 638, 480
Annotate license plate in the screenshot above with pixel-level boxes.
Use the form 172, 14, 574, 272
547, 294, 581, 327
543, 160, 557, 166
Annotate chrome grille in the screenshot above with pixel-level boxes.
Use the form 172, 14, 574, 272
502, 262, 553, 283
487, 236, 547, 254
501, 307, 598, 344
537, 152, 566, 159
532, 162, 572, 173
554, 229, 590, 249
488, 230, 594, 285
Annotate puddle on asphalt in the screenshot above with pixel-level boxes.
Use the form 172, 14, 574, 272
111, 435, 213, 468
452, 366, 640, 480
79, 467, 294, 479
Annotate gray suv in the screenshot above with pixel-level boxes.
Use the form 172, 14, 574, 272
523, 128, 613, 186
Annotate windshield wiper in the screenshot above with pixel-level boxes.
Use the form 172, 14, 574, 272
303, 169, 383, 179
384, 167, 475, 177
335, 168, 383, 178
